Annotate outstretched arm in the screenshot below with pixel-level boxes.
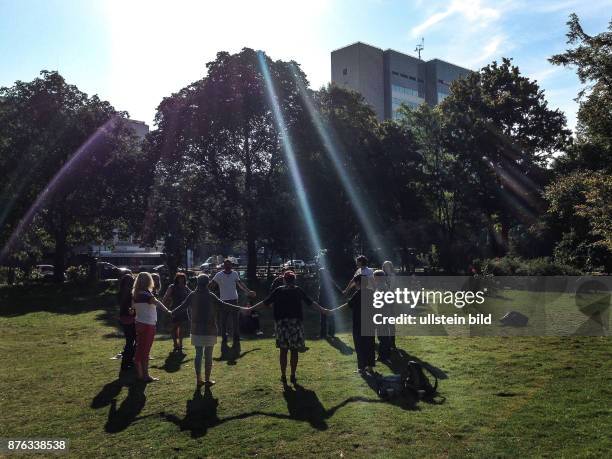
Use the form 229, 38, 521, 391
309, 301, 330, 315
237, 280, 256, 298
211, 292, 251, 311
328, 303, 349, 314
153, 297, 171, 315
162, 285, 173, 307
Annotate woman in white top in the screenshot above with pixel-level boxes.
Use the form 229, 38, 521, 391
132, 272, 171, 382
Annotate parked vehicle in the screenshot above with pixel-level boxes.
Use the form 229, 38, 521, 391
97, 262, 132, 280
283, 259, 306, 269
35, 264, 55, 280
97, 251, 164, 272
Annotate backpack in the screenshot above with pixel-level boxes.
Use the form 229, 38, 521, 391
499, 311, 529, 327
377, 360, 438, 400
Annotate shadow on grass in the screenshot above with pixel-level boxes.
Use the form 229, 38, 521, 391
325, 336, 354, 355
214, 341, 260, 366
0, 282, 117, 319
383, 347, 449, 381
104, 381, 148, 433
160, 381, 430, 438
151, 352, 192, 373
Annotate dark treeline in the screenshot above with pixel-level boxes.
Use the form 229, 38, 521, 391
1, 14, 610, 282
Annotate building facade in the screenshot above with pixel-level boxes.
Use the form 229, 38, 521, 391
331, 42, 471, 120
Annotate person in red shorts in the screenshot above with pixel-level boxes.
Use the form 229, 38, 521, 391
132, 272, 171, 382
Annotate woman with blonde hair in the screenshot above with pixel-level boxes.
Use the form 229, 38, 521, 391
132, 272, 171, 382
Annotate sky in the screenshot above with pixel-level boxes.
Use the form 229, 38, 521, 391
1, 0, 611, 130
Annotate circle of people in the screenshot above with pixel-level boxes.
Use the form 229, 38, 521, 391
117, 256, 396, 386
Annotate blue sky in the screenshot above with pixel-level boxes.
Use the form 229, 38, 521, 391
1, 0, 611, 130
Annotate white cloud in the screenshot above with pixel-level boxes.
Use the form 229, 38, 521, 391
411, 0, 503, 37
103, 0, 333, 124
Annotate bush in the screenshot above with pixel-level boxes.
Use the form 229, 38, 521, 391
478, 256, 581, 276
65, 265, 89, 284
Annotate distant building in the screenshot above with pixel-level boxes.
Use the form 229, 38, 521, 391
331, 42, 471, 120
125, 119, 149, 141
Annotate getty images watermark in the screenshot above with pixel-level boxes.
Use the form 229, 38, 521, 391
360, 276, 611, 337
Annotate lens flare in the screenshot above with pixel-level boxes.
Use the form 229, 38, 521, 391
289, 64, 390, 260
0, 117, 119, 262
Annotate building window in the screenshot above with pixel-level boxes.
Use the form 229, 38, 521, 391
391, 84, 420, 98
409, 76, 416, 81
342, 68, 348, 76
392, 71, 399, 76
400, 73, 408, 78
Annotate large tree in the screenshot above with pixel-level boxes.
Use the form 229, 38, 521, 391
0, 71, 150, 281
146, 49, 309, 280
441, 58, 571, 252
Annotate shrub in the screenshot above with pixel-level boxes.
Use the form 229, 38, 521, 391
65, 265, 89, 284
478, 256, 581, 276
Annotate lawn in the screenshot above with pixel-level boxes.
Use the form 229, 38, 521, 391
0, 282, 610, 458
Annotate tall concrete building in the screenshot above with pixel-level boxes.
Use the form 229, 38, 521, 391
331, 42, 471, 120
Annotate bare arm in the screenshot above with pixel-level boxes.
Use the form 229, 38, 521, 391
328, 303, 349, 314
309, 301, 330, 315
162, 285, 173, 307
153, 297, 171, 314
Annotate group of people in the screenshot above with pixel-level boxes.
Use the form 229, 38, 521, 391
116, 255, 398, 386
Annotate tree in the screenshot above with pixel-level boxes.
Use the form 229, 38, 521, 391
146, 49, 309, 281
544, 171, 611, 271
0, 71, 150, 281
441, 58, 571, 252
550, 14, 612, 149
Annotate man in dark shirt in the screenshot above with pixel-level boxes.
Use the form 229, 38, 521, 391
252, 271, 328, 385
330, 274, 376, 374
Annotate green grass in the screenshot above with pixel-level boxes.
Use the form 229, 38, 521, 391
0, 282, 610, 458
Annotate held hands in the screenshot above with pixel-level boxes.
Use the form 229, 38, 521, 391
247, 290, 257, 299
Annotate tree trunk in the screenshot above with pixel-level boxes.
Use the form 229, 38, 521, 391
53, 230, 67, 283
246, 226, 257, 282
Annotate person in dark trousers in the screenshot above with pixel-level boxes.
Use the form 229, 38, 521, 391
163, 272, 192, 353
373, 269, 392, 361
330, 274, 376, 375
251, 271, 329, 385
118, 274, 136, 371
318, 267, 341, 338
209, 259, 256, 346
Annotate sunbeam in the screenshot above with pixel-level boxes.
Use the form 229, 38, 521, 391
289, 64, 390, 261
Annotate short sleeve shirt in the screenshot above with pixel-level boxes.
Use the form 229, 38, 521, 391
212, 270, 241, 301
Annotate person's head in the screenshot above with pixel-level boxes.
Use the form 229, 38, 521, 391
119, 273, 134, 298
283, 270, 296, 286
352, 274, 363, 290
373, 269, 386, 290
151, 273, 161, 291
174, 272, 187, 287
196, 273, 210, 291
133, 272, 154, 295
356, 255, 368, 268
223, 259, 233, 271
382, 260, 394, 275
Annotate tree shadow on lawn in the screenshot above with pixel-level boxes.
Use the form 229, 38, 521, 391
0, 282, 117, 318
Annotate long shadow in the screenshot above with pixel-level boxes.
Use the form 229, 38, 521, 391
384, 347, 449, 381
325, 336, 354, 355
282, 383, 328, 430
104, 381, 147, 433
214, 342, 260, 366
151, 351, 191, 373
161, 385, 386, 438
